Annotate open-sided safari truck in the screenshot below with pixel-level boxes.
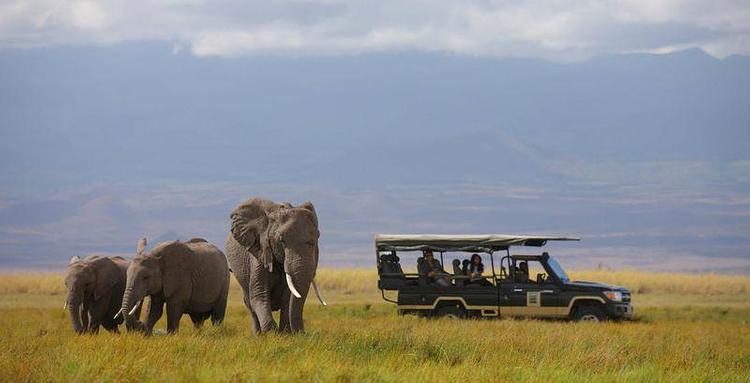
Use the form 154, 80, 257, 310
376, 234, 633, 322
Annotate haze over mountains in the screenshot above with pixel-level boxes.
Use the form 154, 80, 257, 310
1, 45, 749, 272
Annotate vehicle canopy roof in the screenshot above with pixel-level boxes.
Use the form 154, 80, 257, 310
375, 234, 579, 253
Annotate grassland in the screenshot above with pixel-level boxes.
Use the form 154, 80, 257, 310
1, 269, 749, 382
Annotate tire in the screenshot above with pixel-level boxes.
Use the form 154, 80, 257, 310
573, 306, 606, 322
434, 304, 467, 319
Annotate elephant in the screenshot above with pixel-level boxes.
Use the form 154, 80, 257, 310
64, 254, 134, 334
118, 237, 230, 334
226, 197, 327, 334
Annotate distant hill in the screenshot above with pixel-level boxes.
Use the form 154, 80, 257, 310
0, 45, 748, 271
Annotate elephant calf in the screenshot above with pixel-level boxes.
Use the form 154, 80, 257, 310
119, 238, 230, 334
64, 255, 132, 334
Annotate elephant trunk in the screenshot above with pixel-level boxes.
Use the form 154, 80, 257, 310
285, 265, 314, 333
120, 287, 139, 324
66, 291, 84, 334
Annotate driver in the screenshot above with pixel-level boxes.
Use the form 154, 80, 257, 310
517, 261, 530, 283
418, 249, 451, 287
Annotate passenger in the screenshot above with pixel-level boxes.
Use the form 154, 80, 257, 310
467, 253, 485, 284
461, 259, 470, 276
418, 249, 451, 287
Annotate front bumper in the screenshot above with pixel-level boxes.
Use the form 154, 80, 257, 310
606, 303, 633, 320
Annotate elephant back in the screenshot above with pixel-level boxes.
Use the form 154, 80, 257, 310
186, 239, 230, 303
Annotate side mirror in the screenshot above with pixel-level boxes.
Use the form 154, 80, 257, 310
536, 273, 545, 284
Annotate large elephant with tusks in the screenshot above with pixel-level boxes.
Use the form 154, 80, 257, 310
226, 197, 326, 334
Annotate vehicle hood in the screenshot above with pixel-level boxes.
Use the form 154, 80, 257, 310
565, 280, 629, 292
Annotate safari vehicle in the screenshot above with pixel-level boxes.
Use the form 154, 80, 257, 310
376, 234, 633, 322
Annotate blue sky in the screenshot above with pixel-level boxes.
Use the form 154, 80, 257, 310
0, 1, 749, 272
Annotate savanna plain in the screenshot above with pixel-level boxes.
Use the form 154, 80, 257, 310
1, 269, 749, 382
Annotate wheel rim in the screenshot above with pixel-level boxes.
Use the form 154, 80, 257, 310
580, 314, 600, 322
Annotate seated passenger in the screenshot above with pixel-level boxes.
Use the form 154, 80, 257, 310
467, 253, 485, 284
418, 249, 451, 287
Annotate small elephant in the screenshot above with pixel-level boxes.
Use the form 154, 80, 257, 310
64, 255, 134, 334
226, 197, 326, 334
119, 237, 230, 334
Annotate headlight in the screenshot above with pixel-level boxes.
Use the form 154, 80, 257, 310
603, 291, 622, 302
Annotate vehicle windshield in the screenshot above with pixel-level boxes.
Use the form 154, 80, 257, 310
547, 256, 570, 282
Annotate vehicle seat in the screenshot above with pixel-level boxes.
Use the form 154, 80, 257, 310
416, 257, 428, 287
452, 259, 464, 288
378, 253, 406, 290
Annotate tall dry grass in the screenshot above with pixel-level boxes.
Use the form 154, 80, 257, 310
569, 269, 750, 295
1, 301, 749, 381
1, 270, 750, 381
2, 268, 749, 296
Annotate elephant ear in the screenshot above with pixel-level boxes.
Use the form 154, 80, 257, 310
152, 241, 194, 299
69, 256, 81, 265
297, 201, 318, 226
230, 198, 273, 250
136, 238, 147, 255
92, 258, 121, 301
231, 198, 278, 269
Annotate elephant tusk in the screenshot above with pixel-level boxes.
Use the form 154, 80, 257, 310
63, 302, 67, 311
114, 310, 123, 321
312, 279, 327, 306
286, 273, 302, 299
128, 300, 142, 316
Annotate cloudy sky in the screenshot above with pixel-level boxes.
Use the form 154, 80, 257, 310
1, 0, 749, 60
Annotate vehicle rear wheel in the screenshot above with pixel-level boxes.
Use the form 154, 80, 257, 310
573, 306, 606, 322
434, 305, 466, 319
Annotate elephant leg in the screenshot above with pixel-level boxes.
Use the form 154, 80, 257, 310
166, 302, 184, 334
249, 308, 261, 334
211, 296, 227, 326
88, 293, 112, 333
238, 286, 261, 333
249, 297, 276, 333
81, 302, 90, 331
189, 312, 204, 329
279, 288, 292, 333
142, 297, 164, 335
87, 308, 104, 334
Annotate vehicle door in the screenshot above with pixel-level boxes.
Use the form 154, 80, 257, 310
500, 259, 559, 317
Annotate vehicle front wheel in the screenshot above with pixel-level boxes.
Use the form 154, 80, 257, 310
434, 305, 466, 319
573, 306, 606, 322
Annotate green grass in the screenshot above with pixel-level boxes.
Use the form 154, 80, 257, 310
2, 270, 750, 382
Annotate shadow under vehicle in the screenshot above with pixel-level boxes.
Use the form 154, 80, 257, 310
376, 234, 633, 322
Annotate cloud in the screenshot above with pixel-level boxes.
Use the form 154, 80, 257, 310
69, 1, 109, 30
0, 1, 748, 60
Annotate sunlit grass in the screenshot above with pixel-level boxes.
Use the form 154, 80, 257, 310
6, 268, 749, 296
1, 269, 749, 381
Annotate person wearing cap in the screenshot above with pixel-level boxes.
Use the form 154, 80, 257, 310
418, 249, 451, 287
